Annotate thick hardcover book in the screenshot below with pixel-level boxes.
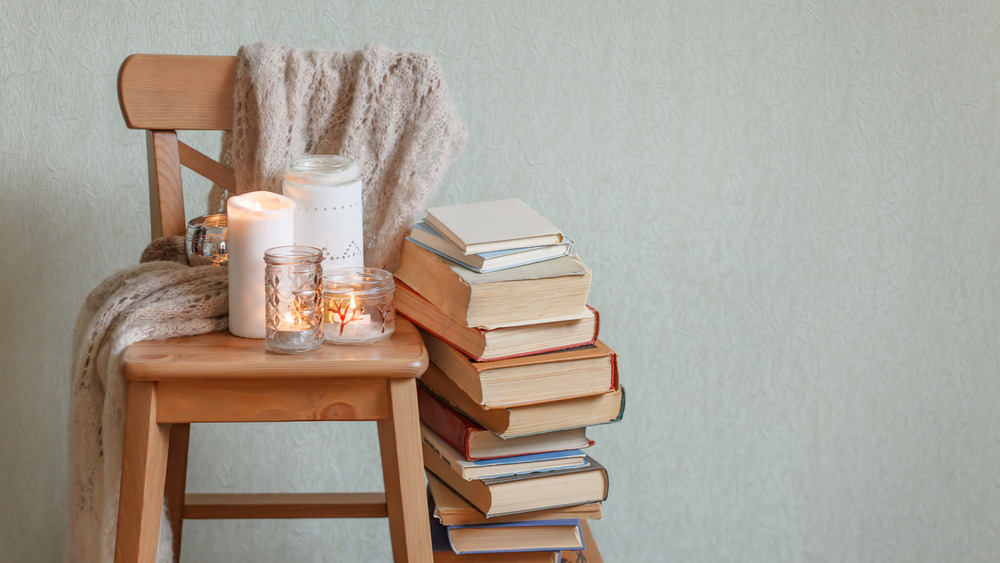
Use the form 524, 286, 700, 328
424, 444, 610, 518
419, 362, 626, 438
428, 473, 603, 527
423, 198, 565, 255
396, 282, 599, 361
409, 222, 572, 273
418, 385, 593, 460
445, 519, 584, 555
423, 333, 618, 409
430, 512, 562, 563
393, 240, 591, 329
422, 423, 588, 481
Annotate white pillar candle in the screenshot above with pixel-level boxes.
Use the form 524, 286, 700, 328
283, 155, 365, 273
227, 191, 295, 338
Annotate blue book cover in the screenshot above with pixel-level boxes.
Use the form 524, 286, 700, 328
470, 449, 586, 468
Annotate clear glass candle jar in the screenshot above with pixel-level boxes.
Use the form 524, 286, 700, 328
323, 267, 395, 344
264, 246, 325, 354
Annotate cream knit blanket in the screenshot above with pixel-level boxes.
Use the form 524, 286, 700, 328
210, 41, 467, 270
68, 237, 228, 562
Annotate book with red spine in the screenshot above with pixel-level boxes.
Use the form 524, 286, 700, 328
417, 385, 594, 461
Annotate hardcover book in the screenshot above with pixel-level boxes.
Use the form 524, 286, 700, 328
396, 282, 599, 361
393, 240, 591, 329
423, 198, 565, 255
428, 473, 603, 527
418, 384, 594, 460
408, 222, 572, 273
419, 363, 626, 438
430, 512, 562, 563
444, 519, 584, 555
422, 423, 588, 481
423, 333, 618, 409
424, 444, 610, 518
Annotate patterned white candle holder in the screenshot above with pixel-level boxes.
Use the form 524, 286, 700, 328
282, 155, 365, 273
323, 267, 395, 345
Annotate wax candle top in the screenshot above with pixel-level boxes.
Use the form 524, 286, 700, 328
229, 191, 295, 214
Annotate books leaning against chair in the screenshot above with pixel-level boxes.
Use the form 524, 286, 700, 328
396, 198, 621, 560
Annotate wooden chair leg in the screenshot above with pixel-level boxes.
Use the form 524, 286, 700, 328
377, 378, 432, 563
115, 381, 171, 563
164, 423, 191, 562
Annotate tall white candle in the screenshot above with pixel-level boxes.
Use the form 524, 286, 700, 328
227, 191, 295, 338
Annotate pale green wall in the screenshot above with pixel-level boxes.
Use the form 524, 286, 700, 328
3, 1, 1000, 561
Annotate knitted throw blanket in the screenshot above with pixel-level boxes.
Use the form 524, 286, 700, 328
210, 41, 468, 270
68, 237, 228, 562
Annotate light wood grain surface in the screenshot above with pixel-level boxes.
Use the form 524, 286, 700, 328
123, 318, 428, 381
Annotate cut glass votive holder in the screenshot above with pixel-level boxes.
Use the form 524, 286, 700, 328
264, 246, 325, 354
323, 267, 395, 345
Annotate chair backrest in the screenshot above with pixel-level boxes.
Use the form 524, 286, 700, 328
118, 54, 239, 239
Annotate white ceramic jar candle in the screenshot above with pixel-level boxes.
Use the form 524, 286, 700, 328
227, 191, 295, 338
282, 155, 365, 273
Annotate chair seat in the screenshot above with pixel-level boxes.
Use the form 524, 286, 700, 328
124, 317, 427, 381
120, 318, 428, 425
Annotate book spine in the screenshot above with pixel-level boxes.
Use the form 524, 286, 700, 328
609, 352, 618, 390
417, 386, 480, 458
588, 305, 600, 342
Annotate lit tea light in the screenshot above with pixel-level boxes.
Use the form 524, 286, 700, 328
326, 296, 373, 341
323, 268, 395, 345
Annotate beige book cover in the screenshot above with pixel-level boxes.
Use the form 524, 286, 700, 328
424, 198, 564, 254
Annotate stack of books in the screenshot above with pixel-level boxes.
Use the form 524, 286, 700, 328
393, 199, 623, 562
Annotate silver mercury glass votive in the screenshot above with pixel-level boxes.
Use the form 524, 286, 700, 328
186, 213, 228, 266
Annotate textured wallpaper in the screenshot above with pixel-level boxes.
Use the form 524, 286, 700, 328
3, 1, 1000, 561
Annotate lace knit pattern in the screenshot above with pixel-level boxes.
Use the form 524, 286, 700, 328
67, 237, 228, 562
211, 41, 467, 270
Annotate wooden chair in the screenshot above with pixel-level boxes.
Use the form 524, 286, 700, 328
115, 54, 432, 563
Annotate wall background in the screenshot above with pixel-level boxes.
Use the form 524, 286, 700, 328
3, 1, 1000, 561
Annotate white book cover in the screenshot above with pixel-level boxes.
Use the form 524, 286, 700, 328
423, 198, 564, 255
408, 222, 572, 273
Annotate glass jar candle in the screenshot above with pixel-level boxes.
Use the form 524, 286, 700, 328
323, 267, 395, 345
264, 246, 325, 354
282, 155, 365, 273
186, 213, 228, 266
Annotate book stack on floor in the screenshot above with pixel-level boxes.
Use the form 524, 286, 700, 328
393, 199, 623, 562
